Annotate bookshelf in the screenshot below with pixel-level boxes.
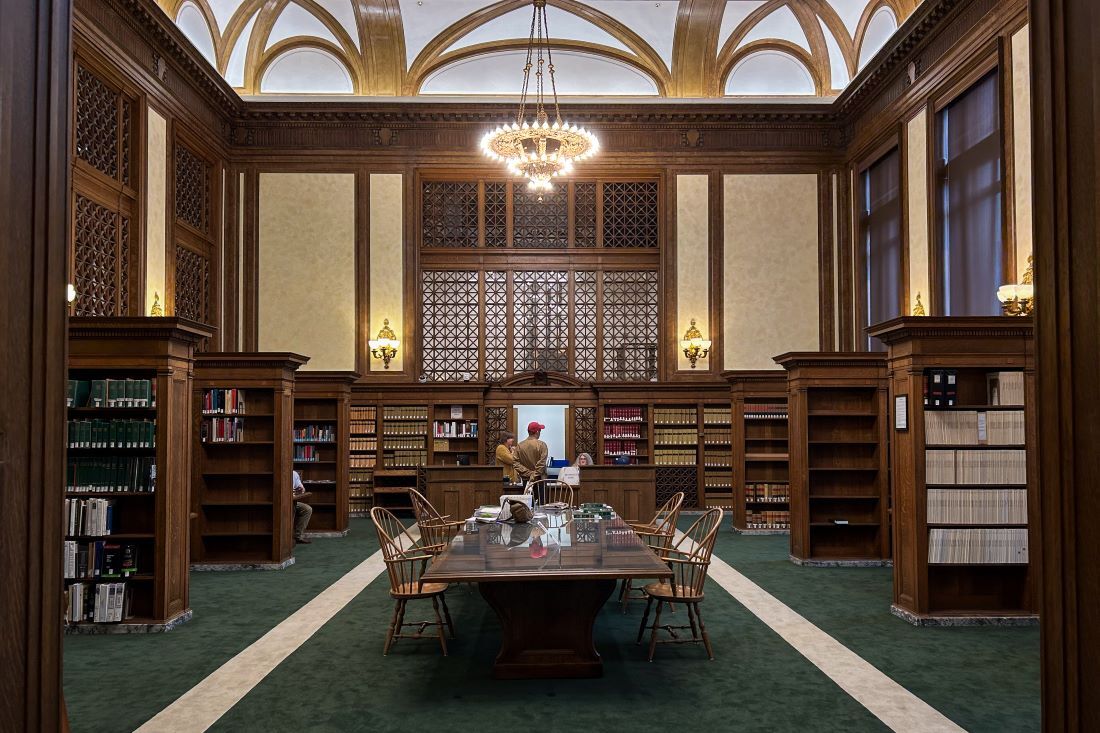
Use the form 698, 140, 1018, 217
430, 403, 481, 465
66, 317, 211, 632
725, 371, 790, 533
376, 405, 429, 511
349, 404, 377, 516
869, 317, 1038, 625
701, 404, 734, 509
191, 353, 307, 569
653, 405, 699, 468
775, 353, 890, 566
601, 404, 648, 465
293, 372, 356, 536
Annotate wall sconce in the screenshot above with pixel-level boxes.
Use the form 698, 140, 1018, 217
66, 283, 77, 305
997, 255, 1035, 316
369, 318, 400, 369
680, 318, 712, 369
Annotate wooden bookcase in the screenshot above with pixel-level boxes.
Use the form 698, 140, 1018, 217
349, 404, 377, 515
701, 404, 734, 508
869, 317, 1038, 625
66, 317, 211, 632
293, 372, 356, 536
430, 403, 481, 465
601, 403, 648, 465
725, 370, 790, 534
775, 353, 890, 566
191, 353, 307, 569
653, 405, 698, 468
375, 405, 429, 511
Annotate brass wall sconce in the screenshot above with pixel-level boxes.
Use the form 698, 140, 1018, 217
680, 318, 712, 369
997, 255, 1035, 316
369, 318, 400, 369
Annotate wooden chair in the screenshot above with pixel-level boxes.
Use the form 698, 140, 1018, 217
636, 507, 724, 661
407, 487, 463, 554
619, 492, 685, 612
524, 479, 574, 507
370, 506, 455, 656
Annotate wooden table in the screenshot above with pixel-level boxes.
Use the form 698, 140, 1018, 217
422, 508, 671, 679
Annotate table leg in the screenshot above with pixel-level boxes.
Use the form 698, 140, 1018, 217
479, 579, 616, 679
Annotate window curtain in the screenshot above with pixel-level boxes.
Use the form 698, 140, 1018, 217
939, 71, 1003, 316
863, 147, 902, 351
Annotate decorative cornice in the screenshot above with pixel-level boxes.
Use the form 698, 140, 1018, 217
194, 352, 310, 370
867, 316, 1035, 345
773, 352, 888, 369
68, 316, 214, 343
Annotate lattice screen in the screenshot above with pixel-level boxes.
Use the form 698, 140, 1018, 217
513, 188, 567, 248
573, 407, 597, 460
73, 194, 120, 317
422, 182, 478, 247
119, 217, 130, 310
75, 64, 121, 181
174, 244, 211, 324
602, 270, 659, 381
484, 271, 509, 380
603, 181, 659, 248
484, 407, 510, 463
484, 183, 508, 247
421, 270, 480, 381
175, 143, 210, 234
656, 466, 699, 509
573, 271, 597, 380
512, 271, 569, 373
574, 182, 597, 247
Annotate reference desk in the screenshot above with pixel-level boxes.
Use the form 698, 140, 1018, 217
422, 508, 671, 679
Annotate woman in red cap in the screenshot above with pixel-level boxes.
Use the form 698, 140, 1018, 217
514, 420, 549, 487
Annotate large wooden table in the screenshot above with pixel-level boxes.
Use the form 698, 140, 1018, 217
422, 508, 671, 679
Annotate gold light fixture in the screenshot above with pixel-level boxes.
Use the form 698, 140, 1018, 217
150, 291, 164, 316
369, 319, 400, 369
480, 0, 599, 192
997, 255, 1035, 316
680, 319, 712, 369
66, 283, 77, 305
912, 292, 926, 316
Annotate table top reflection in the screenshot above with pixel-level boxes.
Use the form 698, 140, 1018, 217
421, 508, 672, 584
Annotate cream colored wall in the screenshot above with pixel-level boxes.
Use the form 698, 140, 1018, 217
145, 107, 167, 315
723, 174, 820, 369
906, 108, 931, 314
369, 173, 404, 372
675, 175, 711, 370
1011, 25, 1033, 281
257, 172, 357, 371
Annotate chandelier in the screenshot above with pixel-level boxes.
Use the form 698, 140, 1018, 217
480, 0, 599, 191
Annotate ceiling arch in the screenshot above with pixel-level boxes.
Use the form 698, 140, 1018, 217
158, 0, 922, 98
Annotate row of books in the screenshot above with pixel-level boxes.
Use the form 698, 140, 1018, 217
702, 429, 732, 444
201, 418, 244, 443
703, 449, 732, 464
924, 410, 1026, 445
63, 540, 138, 579
350, 468, 374, 483
746, 510, 790, 529
432, 421, 478, 438
654, 428, 700, 445
294, 445, 322, 462
927, 488, 1028, 525
202, 388, 247, 415
924, 370, 958, 408
384, 450, 427, 467
349, 484, 372, 510
926, 449, 1027, 485
604, 424, 643, 439
382, 437, 426, 450
67, 419, 155, 449
704, 477, 732, 489
745, 404, 788, 419
65, 498, 114, 536
66, 456, 156, 493
293, 424, 335, 442
350, 456, 376, 469
654, 449, 696, 466
350, 420, 377, 434
65, 582, 130, 624
653, 408, 696, 425
747, 482, 790, 503
68, 378, 155, 408
703, 407, 731, 425
987, 371, 1026, 406
383, 406, 429, 420
927, 528, 1029, 564
350, 437, 377, 451
381, 422, 428, 436
605, 407, 644, 423
603, 440, 640, 456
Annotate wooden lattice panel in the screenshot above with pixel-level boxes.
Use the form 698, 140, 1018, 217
75, 64, 120, 181
422, 181, 478, 247
513, 188, 567, 248
484, 407, 509, 463
573, 271, 597, 380
174, 244, 211, 324
73, 194, 119, 317
602, 181, 659, 248
656, 466, 699, 509
119, 216, 130, 313
573, 406, 597, 459
484, 182, 508, 247
174, 143, 210, 234
602, 270, 659, 381
120, 98, 132, 187
574, 182, 597, 247
512, 271, 569, 373
484, 271, 509, 380
421, 270, 480, 381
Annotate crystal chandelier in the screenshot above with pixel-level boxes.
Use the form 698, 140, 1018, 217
480, 0, 599, 191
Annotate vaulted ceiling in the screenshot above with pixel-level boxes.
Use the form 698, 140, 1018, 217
157, 0, 922, 98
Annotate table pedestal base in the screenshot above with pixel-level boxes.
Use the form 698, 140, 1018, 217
479, 579, 616, 679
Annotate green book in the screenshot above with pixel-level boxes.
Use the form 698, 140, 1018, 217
138, 379, 151, 407
123, 379, 134, 408
74, 380, 90, 408
67, 380, 77, 408
89, 380, 107, 408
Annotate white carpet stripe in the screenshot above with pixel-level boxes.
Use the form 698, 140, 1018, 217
134, 533, 403, 733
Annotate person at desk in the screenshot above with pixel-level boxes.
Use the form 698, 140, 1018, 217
495, 431, 518, 483
514, 421, 548, 485
558, 452, 593, 486
292, 469, 313, 545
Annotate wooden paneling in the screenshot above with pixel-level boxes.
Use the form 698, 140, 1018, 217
577, 465, 656, 524
424, 466, 504, 524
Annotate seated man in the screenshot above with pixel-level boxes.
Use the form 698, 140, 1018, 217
292, 469, 313, 545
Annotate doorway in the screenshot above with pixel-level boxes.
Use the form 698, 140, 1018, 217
514, 404, 569, 467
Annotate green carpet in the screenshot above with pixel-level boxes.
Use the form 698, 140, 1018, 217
64, 518, 1040, 732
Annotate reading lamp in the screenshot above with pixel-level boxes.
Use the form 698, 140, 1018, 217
680, 318, 712, 369
369, 318, 400, 369
997, 255, 1035, 316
